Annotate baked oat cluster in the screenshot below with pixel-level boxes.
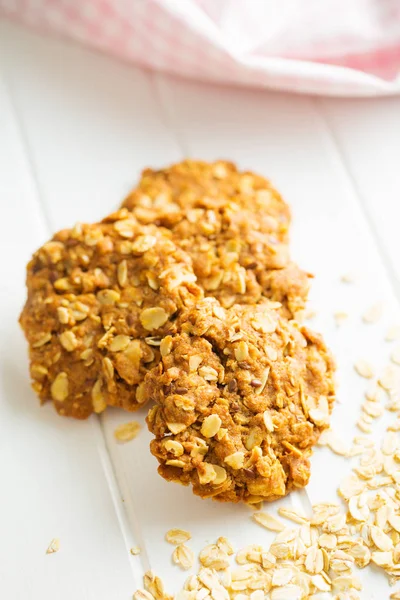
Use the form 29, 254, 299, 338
122, 160, 310, 318
146, 298, 335, 503
20, 210, 202, 418
20, 159, 335, 502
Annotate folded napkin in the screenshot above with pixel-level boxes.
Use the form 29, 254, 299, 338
2, 0, 400, 96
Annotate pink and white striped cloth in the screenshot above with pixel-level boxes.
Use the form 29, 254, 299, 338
2, 0, 400, 96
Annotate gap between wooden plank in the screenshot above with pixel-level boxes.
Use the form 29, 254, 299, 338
313, 97, 400, 303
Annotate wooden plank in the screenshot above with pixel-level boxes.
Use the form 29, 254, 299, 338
0, 40, 134, 600
317, 96, 400, 297
0, 20, 182, 230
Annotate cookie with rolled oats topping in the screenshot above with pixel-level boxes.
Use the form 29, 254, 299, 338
20, 209, 202, 419
146, 298, 335, 503
122, 160, 310, 317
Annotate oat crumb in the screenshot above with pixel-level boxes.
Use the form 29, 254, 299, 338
341, 272, 356, 283
362, 302, 383, 324
114, 421, 141, 442
46, 538, 60, 554
354, 359, 375, 379
334, 310, 348, 326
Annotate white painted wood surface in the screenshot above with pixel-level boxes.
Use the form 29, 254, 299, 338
1, 19, 400, 599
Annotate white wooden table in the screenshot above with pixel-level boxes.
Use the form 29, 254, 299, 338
1, 19, 400, 600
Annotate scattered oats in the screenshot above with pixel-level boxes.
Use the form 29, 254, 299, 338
388, 419, 400, 432
379, 365, 400, 391
165, 529, 191, 545
354, 359, 374, 379
382, 431, 399, 455
311, 573, 331, 592
318, 533, 337, 550
353, 464, 376, 480
353, 436, 374, 447
362, 400, 384, 419
143, 570, 165, 599
304, 545, 324, 574
199, 544, 229, 569
370, 525, 393, 551
339, 475, 366, 500
134, 590, 155, 600
390, 592, 400, 599
371, 551, 394, 567
317, 428, 334, 446
271, 567, 294, 586
327, 432, 349, 456
216, 537, 234, 555
365, 384, 383, 402
386, 325, 400, 342
270, 586, 303, 600
362, 302, 383, 324
172, 544, 194, 570
356, 419, 373, 434
140, 426, 400, 599
130, 546, 141, 555
332, 574, 362, 591
46, 538, 60, 554
114, 421, 141, 442
349, 495, 369, 522
334, 311, 349, 326
253, 512, 285, 532
278, 508, 309, 525
361, 412, 374, 424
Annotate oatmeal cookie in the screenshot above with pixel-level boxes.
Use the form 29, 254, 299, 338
146, 298, 335, 503
122, 160, 310, 317
20, 209, 202, 419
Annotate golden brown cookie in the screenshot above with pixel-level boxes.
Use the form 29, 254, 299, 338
122, 160, 310, 317
146, 298, 335, 504
20, 209, 202, 419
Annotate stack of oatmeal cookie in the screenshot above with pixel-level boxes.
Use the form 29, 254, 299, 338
20, 160, 335, 504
